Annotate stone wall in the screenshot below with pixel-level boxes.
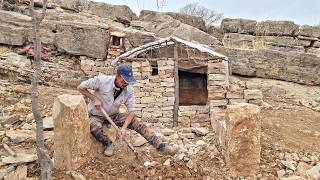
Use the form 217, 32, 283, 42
178, 105, 210, 127
79, 56, 232, 128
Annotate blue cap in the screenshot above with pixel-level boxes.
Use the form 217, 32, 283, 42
117, 64, 136, 84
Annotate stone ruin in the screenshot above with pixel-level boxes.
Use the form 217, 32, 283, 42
54, 36, 263, 176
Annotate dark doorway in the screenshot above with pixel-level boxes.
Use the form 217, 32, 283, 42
179, 70, 208, 105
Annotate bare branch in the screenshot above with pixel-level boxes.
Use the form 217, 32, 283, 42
180, 2, 223, 27
29, 0, 52, 179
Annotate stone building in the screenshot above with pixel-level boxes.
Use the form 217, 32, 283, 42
111, 36, 229, 128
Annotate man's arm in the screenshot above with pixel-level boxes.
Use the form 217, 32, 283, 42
77, 76, 102, 109
78, 86, 102, 109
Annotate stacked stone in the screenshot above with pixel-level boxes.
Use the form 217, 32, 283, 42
245, 89, 263, 105
178, 105, 210, 127
207, 60, 229, 107
80, 56, 114, 77
107, 47, 124, 59
227, 77, 263, 106
228, 89, 263, 105
80, 56, 96, 76
130, 58, 175, 127
208, 59, 230, 155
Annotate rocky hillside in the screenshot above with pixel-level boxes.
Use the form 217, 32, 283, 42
0, 0, 320, 179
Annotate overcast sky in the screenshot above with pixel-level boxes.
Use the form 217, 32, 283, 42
95, 0, 320, 26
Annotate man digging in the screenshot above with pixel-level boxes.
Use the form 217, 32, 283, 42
78, 64, 173, 156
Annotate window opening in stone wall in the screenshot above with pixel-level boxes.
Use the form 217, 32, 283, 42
111, 36, 121, 46
179, 70, 208, 106
151, 62, 158, 76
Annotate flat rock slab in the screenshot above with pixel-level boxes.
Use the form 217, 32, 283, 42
191, 127, 209, 136
132, 136, 148, 147
1, 153, 37, 164
6, 130, 54, 143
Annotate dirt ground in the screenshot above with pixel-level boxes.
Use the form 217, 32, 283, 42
1, 76, 320, 179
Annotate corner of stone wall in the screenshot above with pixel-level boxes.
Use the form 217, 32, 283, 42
209, 60, 262, 177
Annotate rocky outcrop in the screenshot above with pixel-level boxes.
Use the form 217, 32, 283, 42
0, 10, 31, 45
212, 46, 320, 85
0, 52, 86, 87
53, 94, 92, 171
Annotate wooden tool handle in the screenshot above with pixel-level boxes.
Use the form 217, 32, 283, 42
100, 108, 136, 152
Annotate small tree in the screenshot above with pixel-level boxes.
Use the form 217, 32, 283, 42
180, 2, 223, 27
29, 0, 53, 179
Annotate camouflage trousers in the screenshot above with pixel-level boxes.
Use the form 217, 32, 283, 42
89, 113, 162, 148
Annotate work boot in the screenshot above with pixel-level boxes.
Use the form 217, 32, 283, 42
101, 140, 113, 157
102, 143, 114, 157
157, 143, 177, 155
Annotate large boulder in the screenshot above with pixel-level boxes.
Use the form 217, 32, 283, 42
54, 22, 109, 59
136, 10, 221, 45
221, 18, 257, 35
225, 103, 261, 177
53, 94, 92, 171
87, 1, 137, 21
255, 20, 299, 36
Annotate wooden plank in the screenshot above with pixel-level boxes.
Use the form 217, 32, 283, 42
121, 57, 224, 62
173, 45, 179, 127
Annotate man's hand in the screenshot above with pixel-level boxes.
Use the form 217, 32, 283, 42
118, 128, 127, 140
93, 98, 102, 109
